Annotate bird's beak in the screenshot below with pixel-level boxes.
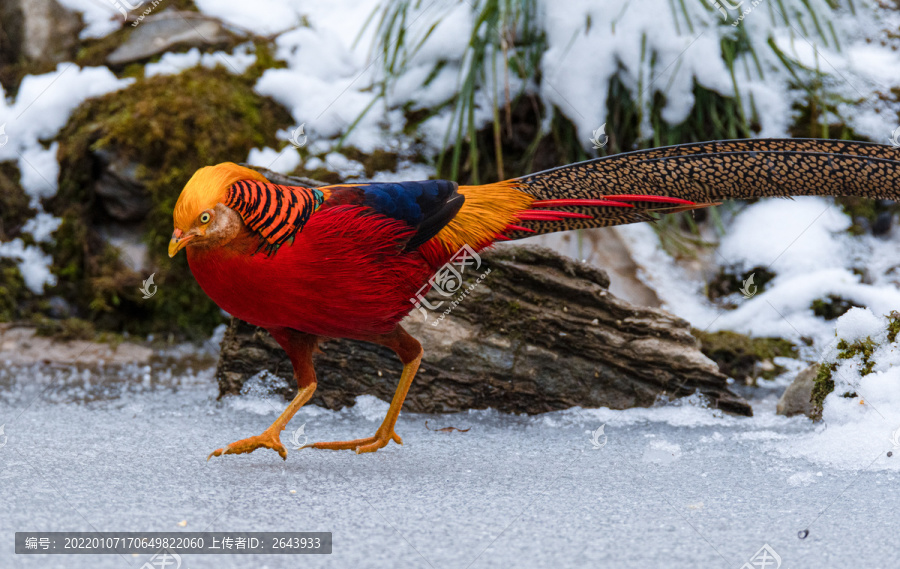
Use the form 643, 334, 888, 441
168, 229, 194, 258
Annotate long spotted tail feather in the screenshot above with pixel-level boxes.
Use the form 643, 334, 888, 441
498, 138, 900, 239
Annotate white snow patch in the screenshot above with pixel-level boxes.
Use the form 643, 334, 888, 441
787, 471, 819, 486
642, 440, 682, 464
770, 309, 900, 470
144, 45, 257, 78
247, 146, 302, 175
0, 239, 57, 293
22, 213, 62, 243
0, 65, 131, 285
351, 395, 391, 422
194, 0, 302, 35
57, 0, 124, 39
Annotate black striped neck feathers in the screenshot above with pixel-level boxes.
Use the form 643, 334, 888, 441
224, 180, 325, 256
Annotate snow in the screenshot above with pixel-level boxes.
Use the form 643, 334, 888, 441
144, 44, 258, 78
193, 0, 302, 35
2, 3, 900, 564
0, 65, 132, 172
1, 361, 898, 569
21, 214, 62, 244
618, 196, 900, 349
0, 65, 132, 290
0, 239, 57, 293
769, 308, 900, 471
56, 0, 124, 39
246, 146, 302, 175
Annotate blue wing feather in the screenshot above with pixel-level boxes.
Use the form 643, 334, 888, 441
321, 180, 463, 250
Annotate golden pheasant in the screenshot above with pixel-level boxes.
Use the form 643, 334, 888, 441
167, 138, 900, 460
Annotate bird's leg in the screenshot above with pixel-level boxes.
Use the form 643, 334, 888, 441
208, 328, 318, 461
310, 325, 422, 454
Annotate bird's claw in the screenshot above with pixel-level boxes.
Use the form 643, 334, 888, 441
207, 429, 287, 461
306, 429, 402, 454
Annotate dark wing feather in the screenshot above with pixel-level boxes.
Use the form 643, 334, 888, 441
320, 180, 464, 251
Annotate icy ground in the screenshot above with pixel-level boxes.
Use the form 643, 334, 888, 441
0, 361, 898, 569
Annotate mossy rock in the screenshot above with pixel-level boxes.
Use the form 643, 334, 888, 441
46, 65, 294, 339
0, 161, 35, 241
694, 329, 797, 383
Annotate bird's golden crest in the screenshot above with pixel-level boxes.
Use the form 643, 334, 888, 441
173, 162, 268, 230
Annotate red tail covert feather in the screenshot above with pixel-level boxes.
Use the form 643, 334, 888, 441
531, 199, 635, 208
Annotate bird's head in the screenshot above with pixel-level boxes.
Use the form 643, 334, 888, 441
168, 163, 268, 257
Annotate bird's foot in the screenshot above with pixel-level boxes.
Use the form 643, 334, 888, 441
307, 428, 402, 454
207, 428, 287, 461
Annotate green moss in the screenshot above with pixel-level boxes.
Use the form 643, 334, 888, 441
364, 149, 398, 178
245, 40, 288, 80
811, 334, 881, 420
34, 316, 96, 341
291, 167, 342, 185
48, 66, 293, 339
694, 330, 797, 382
810, 362, 836, 421
75, 28, 135, 69
811, 295, 862, 320
0, 164, 41, 322
0, 260, 31, 322
0, 162, 36, 241
887, 311, 900, 343
835, 337, 878, 376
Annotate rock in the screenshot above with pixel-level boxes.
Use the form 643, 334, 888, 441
215, 245, 752, 416
0, 324, 152, 365
47, 296, 74, 319
107, 11, 233, 66
97, 224, 150, 272
777, 363, 818, 418
0, 0, 81, 68
92, 150, 153, 222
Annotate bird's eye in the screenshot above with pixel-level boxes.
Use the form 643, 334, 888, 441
200, 212, 211, 224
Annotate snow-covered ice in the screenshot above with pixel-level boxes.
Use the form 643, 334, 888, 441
0, 355, 897, 569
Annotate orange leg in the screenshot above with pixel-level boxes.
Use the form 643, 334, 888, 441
310, 325, 423, 454
208, 327, 318, 461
